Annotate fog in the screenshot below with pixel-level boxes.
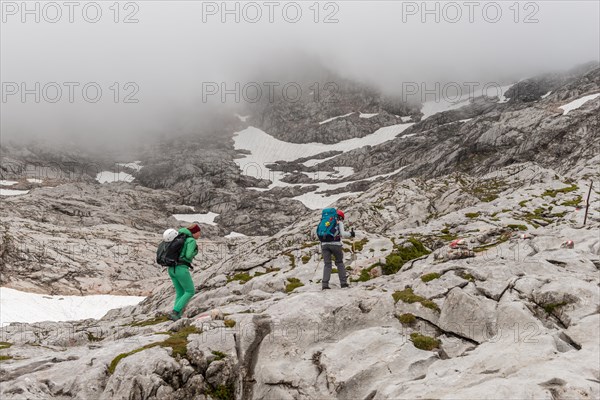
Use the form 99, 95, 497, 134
1, 1, 599, 149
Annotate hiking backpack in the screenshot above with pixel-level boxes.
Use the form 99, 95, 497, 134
316, 208, 340, 242
156, 233, 187, 267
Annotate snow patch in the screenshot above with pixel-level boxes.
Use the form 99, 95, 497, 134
0, 287, 145, 325
0, 180, 18, 186
541, 91, 552, 99
401, 116, 412, 123
235, 123, 412, 174
319, 112, 354, 125
27, 178, 43, 183
234, 124, 414, 208
173, 212, 219, 226
116, 161, 143, 172
302, 155, 337, 167
291, 191, 362, 210
359, 113, 379, 119
421, 84, 514, 119
225, 231, 247, 239
96, 171, 134, 183
0, 189, 29, 196
559, 93, 600, 115
291, 165, 408, 210
332, 166, 355, 178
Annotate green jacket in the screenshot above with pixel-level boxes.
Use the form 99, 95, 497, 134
177, 228, 198, 266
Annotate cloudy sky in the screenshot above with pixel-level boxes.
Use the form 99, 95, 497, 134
1, 1, 599, 146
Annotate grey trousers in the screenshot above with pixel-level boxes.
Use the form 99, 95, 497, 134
322, 244, 347, 288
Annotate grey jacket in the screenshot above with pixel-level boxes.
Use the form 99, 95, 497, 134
322, 220, 352, 246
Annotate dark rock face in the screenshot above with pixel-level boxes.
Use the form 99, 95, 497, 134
327, 67, 600, 180
504, 62, 598, 103
247, 72, 421, 144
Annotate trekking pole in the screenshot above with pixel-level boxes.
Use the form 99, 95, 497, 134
350, 222, 357, 264
310, 245, 322, 283
583, 180, 593, 226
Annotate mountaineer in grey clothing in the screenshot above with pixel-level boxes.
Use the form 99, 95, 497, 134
320, 209, 355, 290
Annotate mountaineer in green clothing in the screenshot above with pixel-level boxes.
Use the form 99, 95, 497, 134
167, 223, 201, 321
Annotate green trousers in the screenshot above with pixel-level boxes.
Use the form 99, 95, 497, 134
168, 266, 195, 313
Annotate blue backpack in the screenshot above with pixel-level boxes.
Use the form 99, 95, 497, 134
316, 208, 340, 242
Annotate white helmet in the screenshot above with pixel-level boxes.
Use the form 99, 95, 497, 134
163, 228, 178, 242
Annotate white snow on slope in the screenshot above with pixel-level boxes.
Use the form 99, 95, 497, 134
234, 123, 413, 172
541, 91, 552, 99
0, 287, 145, 326
0, 189, 29, 196
0, 180, 18, 186
116, 161, 143, 172
359, 113, 379, 118
319, 112, 354, 125
292, 190, 362, 210
291, 165, 408, 210
96, 171, 134, 183
27, 178, 43, 183
332, 166, 355, 178
234, 124, 414, 208
172, 212, 219, 226
225, 231, 247, 239
303, 156, 337, 167
559, 93, 600, 115
400, 116, 412, 123
421, 84, 514, 119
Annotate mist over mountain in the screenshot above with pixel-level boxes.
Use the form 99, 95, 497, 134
1, 2, 599, 399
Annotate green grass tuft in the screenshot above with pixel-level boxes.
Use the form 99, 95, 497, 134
392, 288, 440, 311
108, 325, 201, 374
301, 254, 311, 264
206, 384, 235, 400
223, 319, 236, 328
561, 196, 582, 207
0, 342, 12, 350
458, 271, 475, 282
465, 212, 480, 219
344, 238, 369, 252
351, 263, 380, 283
543, 302, 569, 314
381, 238, 430, 275
211, 350, 227, 361
86, 332, 103, 342
284, 252, 296, 269
410, 332, 441, 351
285, 277, 304, 293
397, 313, 416, 326
421, 272, 442, 283
507, 224, 528, 231
130, 315, 170, 327
542, 184, 578, 198
227, 272, 252, 284
0, 355, 13, 362
108, 347, 146, 374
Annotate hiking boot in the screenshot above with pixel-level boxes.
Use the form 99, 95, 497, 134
322, 286, 331, 291
341, 283, 350, 288
168, 311, 181, 321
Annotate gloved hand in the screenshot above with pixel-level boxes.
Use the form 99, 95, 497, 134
351, 229, 356, 238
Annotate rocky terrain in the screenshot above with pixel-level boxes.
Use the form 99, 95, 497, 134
0, 63, 598, 399
293, 65, 600, 183
1, 159, 598, 399
0, 182, 177, 295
